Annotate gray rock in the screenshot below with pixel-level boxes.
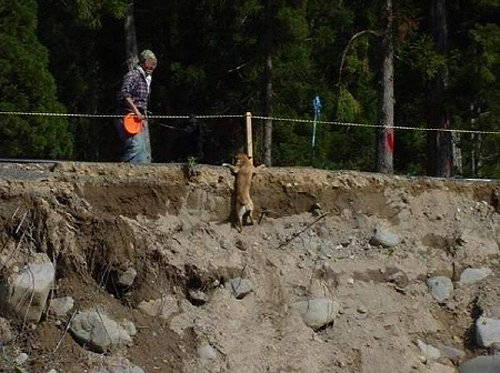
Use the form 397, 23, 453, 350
235, 239, 249, 251
416, 339, 441, 362
120, 320, 137, 336
197, 342, 217, 360
117, 268, 137, 288
370, 226, 401, 248
219, 239, 232, 250
0, 317, 13, 345
188, 289, 208, 305
476, 316, 500, 348
226, 278, 253, 299
108, 363, 144, 373
489, 306, 500, 319
137, 296, 178, 319
70, 310, 132, 353
7, 253, 55, 322
427, 276, 453, 302
459, 267, 492, 285
50, 296, 74, 316
292, 298, 340, 330
15, 352, 28, 365
437, 344, 465, 363
385, 268, 409, 289
89, 358, 145, 373
459, 354, 500, 373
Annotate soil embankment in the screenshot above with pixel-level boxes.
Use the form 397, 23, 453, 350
0, 162, 498, 373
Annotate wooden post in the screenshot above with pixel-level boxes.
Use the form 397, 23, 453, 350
245, 112, 253, 161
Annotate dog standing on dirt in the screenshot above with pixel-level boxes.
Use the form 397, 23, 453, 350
223, 154, 265, 232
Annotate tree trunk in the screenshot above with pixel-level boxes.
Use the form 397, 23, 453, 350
427, 0, 453, 177
125, 0, 138, 71
263, 0, 273, 167
376, 0, 394, 174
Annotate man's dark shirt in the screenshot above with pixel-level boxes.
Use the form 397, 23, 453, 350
117, 68, 150, 112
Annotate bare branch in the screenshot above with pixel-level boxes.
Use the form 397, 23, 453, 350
338, 30, 379, 88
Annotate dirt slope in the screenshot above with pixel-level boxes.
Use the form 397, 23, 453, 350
0, 162, 498, 373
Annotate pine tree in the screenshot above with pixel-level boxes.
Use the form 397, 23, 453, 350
0, 0, 72, 158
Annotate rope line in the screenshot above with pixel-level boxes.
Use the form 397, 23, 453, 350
0, 111, 498, 135
0, 111, 244, 120
252, 115, 500, 135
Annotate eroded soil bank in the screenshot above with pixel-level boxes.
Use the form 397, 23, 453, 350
0, 162, 499, 373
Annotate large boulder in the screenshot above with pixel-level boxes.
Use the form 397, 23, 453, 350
459, 354, 500, 373
3, 253, 55, 322
476, 316, 500, 348
70, 310, 132, 353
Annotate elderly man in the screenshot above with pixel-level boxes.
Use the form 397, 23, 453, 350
115, 49, 157, 164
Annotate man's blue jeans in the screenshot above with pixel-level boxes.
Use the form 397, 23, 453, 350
114, 117, 151, 164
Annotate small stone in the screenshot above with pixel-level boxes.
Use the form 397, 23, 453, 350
292, 298, 340, 330
121, 320, 137, 336
370, 226, 401, 248
117, 267, 138, 287
197, 342, 217, 360
188, 289, 209, 305
236, 240, 249, 251
459, 267, 492, 285
226, 278, 253, 299
50, 296, 74, 316
416, 340, 441, 362
15, 352, 28, 365
219, 239, 231, 250
427, 276, 453, 303
0, 317, 13, 345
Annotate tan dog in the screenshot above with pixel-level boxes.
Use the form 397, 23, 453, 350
223, 154, 265, 232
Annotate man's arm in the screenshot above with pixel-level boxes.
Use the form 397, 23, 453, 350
119, 70, 143, 121
124, 97, 143, 121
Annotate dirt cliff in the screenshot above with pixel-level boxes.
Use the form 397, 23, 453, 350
0, 162, 498, 373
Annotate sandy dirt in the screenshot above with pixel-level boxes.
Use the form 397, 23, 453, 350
0, 162, 498, 373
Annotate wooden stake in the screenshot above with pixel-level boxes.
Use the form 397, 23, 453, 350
245, 112, 253, 161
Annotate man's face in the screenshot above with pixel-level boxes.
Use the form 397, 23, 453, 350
142, 59, 157, 75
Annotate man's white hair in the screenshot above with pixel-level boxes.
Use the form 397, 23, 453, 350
139, 49, 157, 63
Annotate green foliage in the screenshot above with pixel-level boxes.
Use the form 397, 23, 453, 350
71, 0, 128, 28
19, 0, 499, 177
336, 85, 361, 122
0, 0, 72, 158
400, 35, 448, 80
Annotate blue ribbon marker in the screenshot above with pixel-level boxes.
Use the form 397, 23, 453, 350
312, 95, 321, 148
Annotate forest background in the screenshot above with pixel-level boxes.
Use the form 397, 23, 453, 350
0, 0, 499, 178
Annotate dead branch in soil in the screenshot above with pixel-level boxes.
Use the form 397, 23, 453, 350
53, 311, 77, 354
257, 209, 281, 225
0, 211, 28, 274
21, 266, 36, 331
275, 212, 330, 250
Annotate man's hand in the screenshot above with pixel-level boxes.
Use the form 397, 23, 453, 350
125, 97, 144, 122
